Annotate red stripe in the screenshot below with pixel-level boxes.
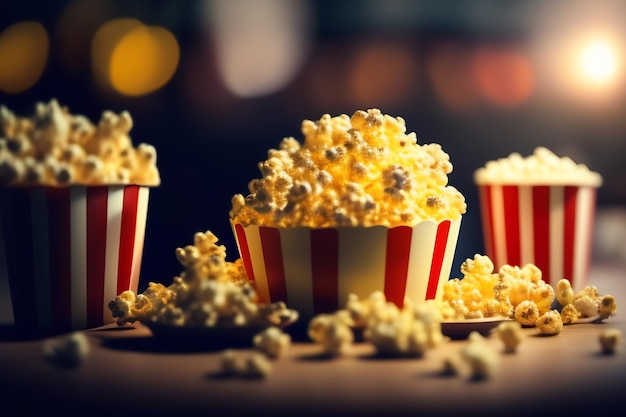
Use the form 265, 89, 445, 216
234, 224, 256, 284
562, 186, 578, 286
310, 229, 338, 314
259, 227, 288, 303
384, 226, 412, 308
1, 188, 37, 329
532, 186, 551, 283
86, 187, 109, 328
426, 221, 451, 299
116, 186, 139, 294
502, 185, 521, 266
47, 187, 72, 331
481, 185, 497, 265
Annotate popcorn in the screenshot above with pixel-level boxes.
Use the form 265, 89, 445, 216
219, 350, 272, 378
599, 329, 622, 355
0, 99, 160, 186
108, 230, 296, 329
473, 146, 602, 187
514, 300, 540, 326
42, 332, 90, 368
535, 310, 563, 335
460, 331, 499, 380
560, 304, 580, 325
494, 321, 524, 353
230, 108, 466, 228
307, 312, 354, 357
573, 285, 618, 319
253, 326, 291, 359
439, 254, 555, 321
555, 279, 575, 306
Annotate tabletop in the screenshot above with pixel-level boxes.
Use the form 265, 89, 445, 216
1, 263, 625, 417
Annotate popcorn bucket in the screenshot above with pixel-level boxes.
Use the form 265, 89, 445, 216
477, 184, 597, 291
232, 219, 462, 322
0, 185, 150, 337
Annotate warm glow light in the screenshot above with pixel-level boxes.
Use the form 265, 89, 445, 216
579, 40, 618, 84
0, 21, 49, 94
109, 26, 179, 96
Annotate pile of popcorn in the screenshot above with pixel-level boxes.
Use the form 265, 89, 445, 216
108, 230, 294, 328
440, 254, 618, 335
230, 108, 466, 228
0, 99, 160, 186
473, 146, 602, 186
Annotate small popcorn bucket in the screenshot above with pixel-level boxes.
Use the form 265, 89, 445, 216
232, 219, 462, 322
477, 184, 598, 291
0, 185, 151, 337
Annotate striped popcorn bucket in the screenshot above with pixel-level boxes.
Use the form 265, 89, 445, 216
0, 185, 150, 336
477, 184, 598, 291
232, 218, 461, 322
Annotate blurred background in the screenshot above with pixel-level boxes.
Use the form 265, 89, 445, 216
2, 0, 626, 291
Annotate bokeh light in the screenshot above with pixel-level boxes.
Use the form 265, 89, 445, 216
91, 18, 179, 96
578, 39, 619, 85
0, 21, 49, 94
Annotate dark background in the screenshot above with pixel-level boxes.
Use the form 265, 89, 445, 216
2, 0, 626, 290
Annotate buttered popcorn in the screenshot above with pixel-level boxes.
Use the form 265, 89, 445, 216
230, 108, 466, 227
0, 99, 160, 186
109, 230, 296, 328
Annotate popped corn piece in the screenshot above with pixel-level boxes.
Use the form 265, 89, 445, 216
514, 300, 540, 327
494, 321, 524, 353
245, 353, 273, 378
230, 108, 466, 228
598, 295, 618, 319
253, 327, 291, 359
43, 332, 90, 368
345, 291, 386, 329
560, 304, 580, 325
535, 310, 563, 335
308, 312, 354, 357
555, 279, 575, 306
0, 99, 160, 186
599, 329, 622, 354
460, 331, 499, 380
441, 355, 463, 376
220, 349, 245, 376
573, 286, 600, 318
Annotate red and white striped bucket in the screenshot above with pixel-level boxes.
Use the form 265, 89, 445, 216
477, 184, 597, 291
232, 218, 461, 321
0, 185, 150, 336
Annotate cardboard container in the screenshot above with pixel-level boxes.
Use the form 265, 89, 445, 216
232, 218, 461, 322
0, 185, 150, 336
477, 184, 597, 291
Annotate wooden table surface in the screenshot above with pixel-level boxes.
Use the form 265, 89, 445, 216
1, 263, 625, 417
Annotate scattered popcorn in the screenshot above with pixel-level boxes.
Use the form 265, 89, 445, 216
307, 312, 354, 357
535, 310, 563, 335
494, 321, 524, 353
599, 295, 618, 320
441, 355, 463, 377
42, 332, 90, 368
572, 285, 618, 320
109, 230, 297, 329
555, 279, 575, 307
253, 327, 291, 359
440, 254, 554, 321
230, 108, 466, 228
219, 350, 272, 379
560, 304, 580, 325
473, 146, 602, 187
460, 331, 499, 380
598, 328, 622, 355
0, 99, 160, 186
514, 300, 540, 327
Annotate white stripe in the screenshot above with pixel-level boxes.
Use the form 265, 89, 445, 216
406, 222, 438, 303
434, 218, 462, 302
31, 188, 52, 331
490, 185, 507, 268
104, 186, 124, 323
279, 228, 314, 320
0, 191, 14, 325
129, 187, 149, 292
245, 226, 271, 304
518, 186, 534, 265
572, 187, 594, 291
549, 186, 565, 282
70, 186, 88, 329
337, 227, 387, 307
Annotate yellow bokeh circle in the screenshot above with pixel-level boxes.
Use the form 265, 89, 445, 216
0, 21, 49, 94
